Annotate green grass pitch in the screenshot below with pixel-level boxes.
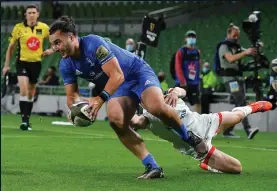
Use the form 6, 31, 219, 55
1, 114, 277, 191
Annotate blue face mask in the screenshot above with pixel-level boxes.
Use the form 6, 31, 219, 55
202, 68, 209, 74
126, 44, 134, 52
187, 38, 196, 45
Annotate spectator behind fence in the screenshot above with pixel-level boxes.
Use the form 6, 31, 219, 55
157, 72, 168, 92
200, 62, 218, 114
125, 38, 136, 53
39, 66, 59, 86
175, 30, 201, 113
215, 23, 258, 139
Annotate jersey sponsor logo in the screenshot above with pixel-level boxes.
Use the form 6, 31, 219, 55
146, 30, 157, 42
86, 58, 95, 67
144, 80, 152, 86
150, 23, 155, 31
96, 45, 109, 61
26, 37, 40, 51
90, 71, 95, 77
75, 69, 82, 75
87, 71, 104, 81
180, 109, 186, 119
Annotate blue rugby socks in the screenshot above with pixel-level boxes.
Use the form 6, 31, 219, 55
142, 153, 160, 169
172, 123, 189, 141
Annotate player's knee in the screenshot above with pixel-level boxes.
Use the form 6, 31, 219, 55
146, 102, 167, 118
108, 114, 127, 135
232, 159, 242, 174
235, 113, 244, 123
108, 114, 124, 128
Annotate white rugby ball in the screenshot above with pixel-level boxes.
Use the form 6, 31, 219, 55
69, 102, 94, 127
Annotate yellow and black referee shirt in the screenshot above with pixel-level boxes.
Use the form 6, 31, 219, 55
9, 21, 49, 62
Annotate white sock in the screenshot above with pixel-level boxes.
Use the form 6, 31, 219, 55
232, 106, 252, 117
28, 97, 34, 102
19, 96, 28, 102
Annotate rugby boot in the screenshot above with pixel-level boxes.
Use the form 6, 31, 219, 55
137, 164, 164, 179
249, 101, 272, 113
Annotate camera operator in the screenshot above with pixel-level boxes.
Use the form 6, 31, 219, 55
215, 23, 259, 139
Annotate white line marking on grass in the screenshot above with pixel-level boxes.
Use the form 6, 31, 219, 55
2, 133, 277, 152
217, 145, 277, 152
1, 125, 106, 137
2, 135, 104, 139
2, 125, 277, 152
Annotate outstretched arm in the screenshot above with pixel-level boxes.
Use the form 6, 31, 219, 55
86, 57, 124, 120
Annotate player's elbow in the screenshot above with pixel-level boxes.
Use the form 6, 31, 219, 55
235, 161, 242, 174
112, 71, 124, 86
232, 160, 242, 174
117, 73, 125, 85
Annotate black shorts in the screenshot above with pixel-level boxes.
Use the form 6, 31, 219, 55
16, 61, 41, 84
176, 83, 200, 105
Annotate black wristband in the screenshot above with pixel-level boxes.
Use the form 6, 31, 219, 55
99, 90, 110, 102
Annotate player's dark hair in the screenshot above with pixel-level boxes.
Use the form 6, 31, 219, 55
49, 15, 77, 36
227, 23, 239, 34
25, 4, 39, 12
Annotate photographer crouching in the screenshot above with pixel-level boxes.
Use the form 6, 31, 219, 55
214, 23, 259, 139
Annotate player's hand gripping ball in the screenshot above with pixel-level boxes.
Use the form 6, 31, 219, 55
69, 102, 94, 127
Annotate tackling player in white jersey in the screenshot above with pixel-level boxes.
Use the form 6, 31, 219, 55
131, 87, 272, 173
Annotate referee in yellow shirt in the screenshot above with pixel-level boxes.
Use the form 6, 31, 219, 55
2, 4, 54, 131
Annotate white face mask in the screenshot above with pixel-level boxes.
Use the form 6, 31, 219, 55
126, 44, 134, 52
187, 37, 196, 45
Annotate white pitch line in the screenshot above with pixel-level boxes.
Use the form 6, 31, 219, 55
1, 135, 104, 139
2, 134, 277, 152
217, 145, 277, 152
1, 125, 107, 137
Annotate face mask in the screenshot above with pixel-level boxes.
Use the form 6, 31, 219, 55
202, 68, 209, 74
126, 44, 134, 52
186, 38, 196, 45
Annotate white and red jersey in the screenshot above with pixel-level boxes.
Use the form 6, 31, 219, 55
143, 99, 221, 160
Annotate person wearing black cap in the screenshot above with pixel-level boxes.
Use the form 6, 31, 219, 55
175, 30, 201, 113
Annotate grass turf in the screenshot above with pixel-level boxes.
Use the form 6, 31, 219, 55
1, 114, 277, 191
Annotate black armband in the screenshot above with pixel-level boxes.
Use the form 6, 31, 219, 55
99, 90, 110, 102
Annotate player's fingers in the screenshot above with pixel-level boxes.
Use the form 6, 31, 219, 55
165, 96, 169, 104
167, 97, 173, 106
89, 104, 95, 117
91, 106, 99, 121
172, 99, 177, 107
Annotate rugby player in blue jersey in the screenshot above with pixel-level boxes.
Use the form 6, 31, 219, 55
49, 16, 207, 179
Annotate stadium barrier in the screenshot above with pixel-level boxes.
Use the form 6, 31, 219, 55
1, 85, 276, 132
